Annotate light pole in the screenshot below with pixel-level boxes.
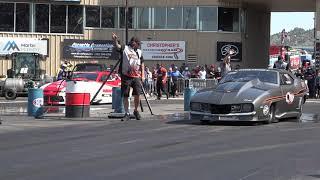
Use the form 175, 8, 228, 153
125, 0, 128, 44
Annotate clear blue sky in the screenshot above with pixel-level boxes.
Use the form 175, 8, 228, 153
271, 12, 314, 35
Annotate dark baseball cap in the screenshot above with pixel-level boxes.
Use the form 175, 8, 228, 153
130, 36, 141, 44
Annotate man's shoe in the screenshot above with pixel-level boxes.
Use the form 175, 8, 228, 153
133, 110, 141, 120
121, 113, 130, 121
157, 97, 161, 100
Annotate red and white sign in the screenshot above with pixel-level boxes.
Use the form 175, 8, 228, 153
290, 55, 301, 70
141, 41, 185, 61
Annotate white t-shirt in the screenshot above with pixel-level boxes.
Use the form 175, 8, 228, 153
122, 45, 143, 77
199, 70, 206, 79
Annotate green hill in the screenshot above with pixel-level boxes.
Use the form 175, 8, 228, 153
270, 28, 314, 46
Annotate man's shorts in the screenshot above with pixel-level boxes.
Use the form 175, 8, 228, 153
121, 76, 142, 97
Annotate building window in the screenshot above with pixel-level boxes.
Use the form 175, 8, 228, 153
154, 7, 166, 29
51, 5, 67, 33
167, 7, 182, 29
86, 6, 100, 28
218, 7, 239, 32
16, 3, 30, 32
35, 4, 49, 33
183, 7, 196, 29
68, 5, 83, 34
119, 7, 133, 28
136, 7, 149, 29
199, 7, 218, 31
101, 6, 117, 28
0, 3, 14, 32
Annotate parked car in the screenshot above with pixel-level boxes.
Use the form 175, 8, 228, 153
189, 69, 308, 124
41, 71, 120, 105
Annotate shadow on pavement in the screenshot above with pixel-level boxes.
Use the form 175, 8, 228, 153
163, 113, 261, 126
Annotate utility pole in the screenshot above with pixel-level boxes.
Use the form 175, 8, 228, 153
125, 0, 128, 44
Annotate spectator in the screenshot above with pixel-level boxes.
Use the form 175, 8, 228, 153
215, 67, 222, 81
61, 60, 73, 79
170, 66, 184, 97
273, 56, 288, 70
220, 54, 232, 77
295, 68, 304, 80
304, 67, 316, 98
144, 67, 153, 96
198, 67, 207, 79
207, 64, 216, 79
180, 63, 186, 73
167, 67, 173, 95
316, 71, 320, 98
57, 64, 67, 80
182, 67, 191, 79
156, 64, 169, 100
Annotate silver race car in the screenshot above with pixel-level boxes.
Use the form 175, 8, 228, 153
190, 69, 308, 124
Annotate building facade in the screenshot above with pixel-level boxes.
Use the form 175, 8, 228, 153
0, 0, 286, 77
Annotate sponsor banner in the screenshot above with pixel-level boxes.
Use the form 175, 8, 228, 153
0, 38, 48, 55
217, 42, 242, 62
289, 55, 300, 70
63, 39, 118, 59
141, 41, 185, 60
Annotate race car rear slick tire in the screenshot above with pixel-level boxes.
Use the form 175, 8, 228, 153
4, 89, 17, 100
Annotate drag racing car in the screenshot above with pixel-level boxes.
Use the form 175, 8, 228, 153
41, 71, 121, 105
190, 69, 308, 124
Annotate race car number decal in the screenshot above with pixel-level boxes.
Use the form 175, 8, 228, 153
285, 92, 294, 104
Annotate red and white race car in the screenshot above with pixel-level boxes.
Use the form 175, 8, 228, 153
40, 71, 121, 105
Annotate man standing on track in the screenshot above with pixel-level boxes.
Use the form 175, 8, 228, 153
112, 33, 145, 121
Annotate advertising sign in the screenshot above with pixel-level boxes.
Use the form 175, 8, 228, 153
289, 55, 300, 70
217, 42, 242, 62
63, 39, 118, 59
141, 41, 185, 60
0, 38, 48, 56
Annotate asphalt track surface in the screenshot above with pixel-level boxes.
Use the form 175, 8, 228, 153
0, 98, 320, 180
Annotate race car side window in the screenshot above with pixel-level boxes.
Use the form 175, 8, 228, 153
280, 73, 294, 85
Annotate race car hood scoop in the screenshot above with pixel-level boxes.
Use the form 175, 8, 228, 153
215, 78, 265, 93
